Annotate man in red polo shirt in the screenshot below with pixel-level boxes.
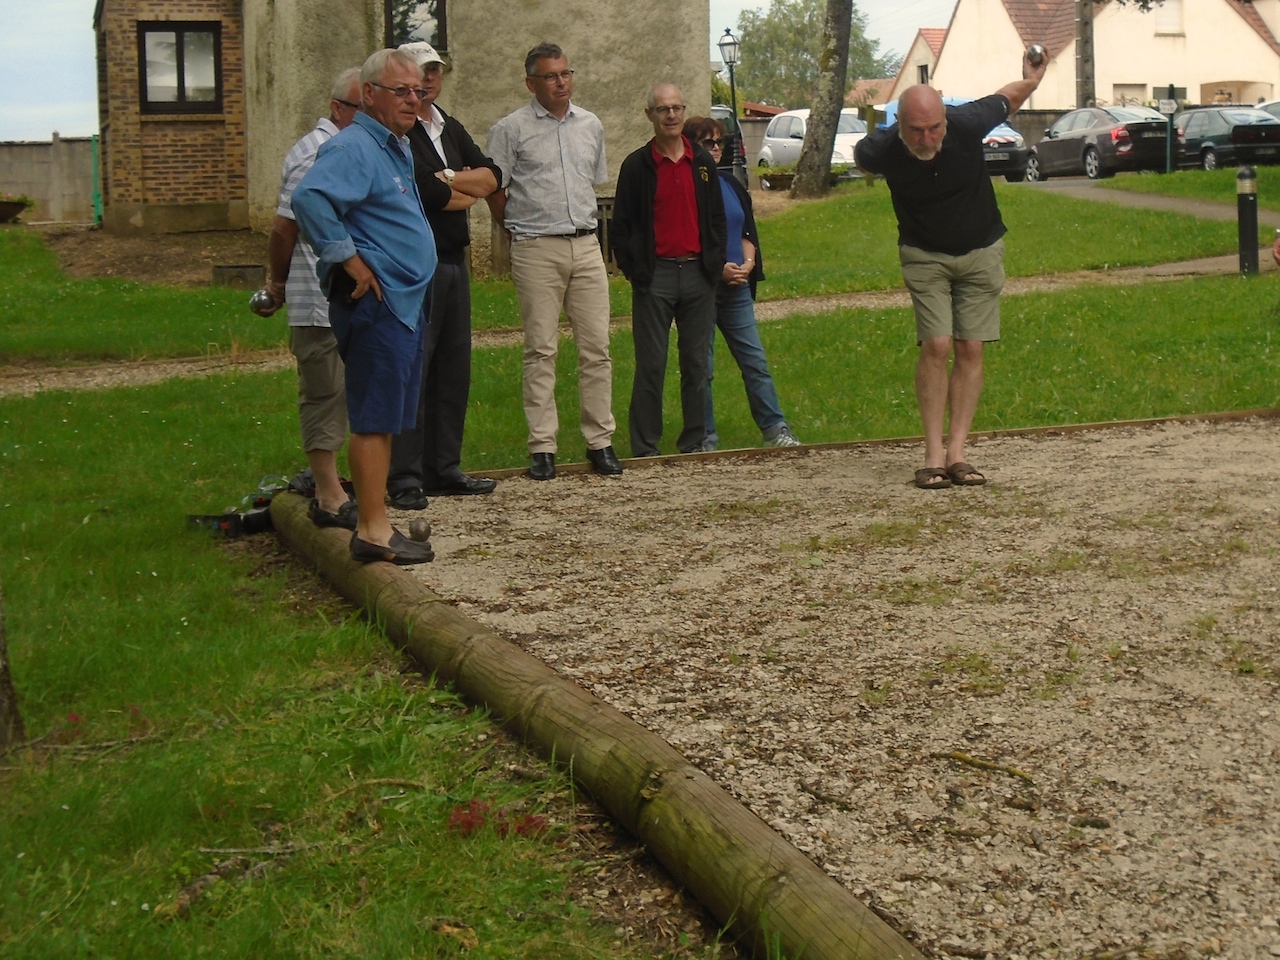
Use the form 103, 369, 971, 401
611, 82, 727, 457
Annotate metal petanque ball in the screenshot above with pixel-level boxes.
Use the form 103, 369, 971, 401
248, 287, 277, 316
1027, 44, 1046, 67
408, 519, 432, 542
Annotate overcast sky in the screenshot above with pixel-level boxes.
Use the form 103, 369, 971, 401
0, 0, 957, 142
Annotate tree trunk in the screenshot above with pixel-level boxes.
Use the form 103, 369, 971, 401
0, 577, 27, 754
792, 0, 852, 199
271, 493, 927, 960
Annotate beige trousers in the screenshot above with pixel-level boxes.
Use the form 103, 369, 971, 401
510, 234, 616, 453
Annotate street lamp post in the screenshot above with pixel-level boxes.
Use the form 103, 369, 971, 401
717, 27, 747, 188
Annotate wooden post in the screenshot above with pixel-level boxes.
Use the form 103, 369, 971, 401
0, 577, 27, 754
271, 493, 926, 960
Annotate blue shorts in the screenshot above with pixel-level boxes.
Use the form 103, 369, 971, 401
328, 292, 427, 435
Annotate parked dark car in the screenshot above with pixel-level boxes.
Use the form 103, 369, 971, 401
1174, 106, 1280, 169
1033, 105, 1171, 180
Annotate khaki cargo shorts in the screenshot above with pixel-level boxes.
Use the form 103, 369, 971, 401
899, 239, 1005, 343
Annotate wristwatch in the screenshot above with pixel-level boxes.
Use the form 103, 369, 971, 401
442, 168, 456, 184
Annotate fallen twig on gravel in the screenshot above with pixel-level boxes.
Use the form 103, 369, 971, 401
933, 750, 1035, 784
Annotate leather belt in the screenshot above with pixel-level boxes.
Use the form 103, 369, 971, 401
658, 255, 698, 263
569, 227, 596, 237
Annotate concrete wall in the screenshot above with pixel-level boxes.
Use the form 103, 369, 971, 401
443, 0, 709, 273
445, 1, 710, 197
242, 0, 385, 231
0, 135, 97, 223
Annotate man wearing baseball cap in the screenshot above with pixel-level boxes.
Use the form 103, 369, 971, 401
387, 41, 502, 510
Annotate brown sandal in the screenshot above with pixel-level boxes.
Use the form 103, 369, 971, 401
945, 462, 987, 486
914, 467, 952, 490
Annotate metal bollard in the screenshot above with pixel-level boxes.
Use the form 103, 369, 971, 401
1239, 165, 1259, 276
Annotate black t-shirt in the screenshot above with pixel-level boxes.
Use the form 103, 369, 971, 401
855, 95, 1009, 255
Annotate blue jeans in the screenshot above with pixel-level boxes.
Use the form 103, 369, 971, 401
706, 282, 787, 447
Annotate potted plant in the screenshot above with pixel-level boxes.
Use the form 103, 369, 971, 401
0, 193, 34, 224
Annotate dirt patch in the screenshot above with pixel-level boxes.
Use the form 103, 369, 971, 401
406, 417, 1280, 960
39, 225, 266, 287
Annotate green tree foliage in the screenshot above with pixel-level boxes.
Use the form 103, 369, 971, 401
736, 0, 899, 108
712, 71, 733, 109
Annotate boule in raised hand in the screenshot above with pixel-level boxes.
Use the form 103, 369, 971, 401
1026, 44, 1046, 67
408, 518, 432, 542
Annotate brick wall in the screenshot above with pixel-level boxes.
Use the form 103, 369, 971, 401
96, 0, 248, 232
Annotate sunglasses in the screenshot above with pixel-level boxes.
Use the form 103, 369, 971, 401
700, 138, 726, 148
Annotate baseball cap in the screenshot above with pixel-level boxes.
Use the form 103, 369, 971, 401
398, 41, 446, 68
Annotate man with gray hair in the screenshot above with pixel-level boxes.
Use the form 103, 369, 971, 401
292, 48, 438, 565
611, 82, 726, 457
486, 42, 622, 481
258, 67, 362, 530
854, 51, 1045, 490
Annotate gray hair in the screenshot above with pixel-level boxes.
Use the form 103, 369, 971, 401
524, 42, 564, 76
360, 48, 419, 85
646, 83, 682, 111
330, 67, 361, 101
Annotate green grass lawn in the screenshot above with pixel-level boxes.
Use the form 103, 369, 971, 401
1, 183, 1265, 364
1097, 164, 1280, 211
0, 376, 718, 959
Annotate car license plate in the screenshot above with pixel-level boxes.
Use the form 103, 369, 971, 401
987, 151, 1010, 161
1256, 147, 1277, 155
1140, 131, 1163, 138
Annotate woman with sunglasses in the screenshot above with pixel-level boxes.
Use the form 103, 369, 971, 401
683, 116, 801, 451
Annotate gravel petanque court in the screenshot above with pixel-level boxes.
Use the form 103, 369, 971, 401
409, 416, 1280, 959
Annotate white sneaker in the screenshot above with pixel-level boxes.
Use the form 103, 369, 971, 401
764, 425, 801, 447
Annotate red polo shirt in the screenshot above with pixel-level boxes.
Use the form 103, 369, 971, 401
651, 136, 701, 258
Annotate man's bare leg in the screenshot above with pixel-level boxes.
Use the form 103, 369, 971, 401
348, 432, 394, 545
306, 448, 351, 515
945, 338, 985, 480
916, 334, 953, 470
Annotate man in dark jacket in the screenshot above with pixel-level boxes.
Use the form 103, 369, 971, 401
387, 41, 501, 510
611, 82, 727, 457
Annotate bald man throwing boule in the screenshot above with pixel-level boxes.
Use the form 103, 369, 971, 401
855, 49, 1046, 490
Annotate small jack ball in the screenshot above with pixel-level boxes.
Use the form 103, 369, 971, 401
408, 519, 432, 542
1027, 44, 1046, 67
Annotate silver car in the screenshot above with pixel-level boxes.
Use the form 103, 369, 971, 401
756, 108, 867, 169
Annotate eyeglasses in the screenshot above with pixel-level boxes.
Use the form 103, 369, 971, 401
532, 70, 575, 83
334, 98, 360, 110
700, 138, 725, 149
651, 104, 686, 116
370, 81, 428, 100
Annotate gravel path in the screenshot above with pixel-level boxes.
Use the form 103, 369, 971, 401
410, 417, 1280, 960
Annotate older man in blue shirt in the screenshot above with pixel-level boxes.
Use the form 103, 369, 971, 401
293, 48, 438, 565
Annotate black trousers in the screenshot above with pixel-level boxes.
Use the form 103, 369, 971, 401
388, 260, 472, 492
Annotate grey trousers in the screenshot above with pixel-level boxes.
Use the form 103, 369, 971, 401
628, 259, 715, 456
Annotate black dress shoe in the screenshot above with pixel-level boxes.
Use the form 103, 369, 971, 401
586, 445, 624, 476
528, 452, 556, 481
308, 498, 359, 530
388, 488, 429, 511
350, 529, 434, 565
426, 474, 497, 496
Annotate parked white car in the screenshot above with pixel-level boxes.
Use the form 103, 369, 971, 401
756, 107, 867, 170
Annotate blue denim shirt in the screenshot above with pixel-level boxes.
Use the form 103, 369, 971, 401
292, 111, 437, 331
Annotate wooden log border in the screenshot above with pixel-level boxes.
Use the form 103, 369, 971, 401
271, 492, 925, 960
